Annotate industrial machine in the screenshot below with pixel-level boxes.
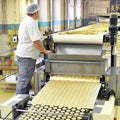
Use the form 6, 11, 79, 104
0, 14, 119, 120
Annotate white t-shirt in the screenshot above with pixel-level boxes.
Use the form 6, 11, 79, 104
16, 16, 42, 59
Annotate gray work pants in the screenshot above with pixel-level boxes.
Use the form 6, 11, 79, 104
16, 56, 36, 94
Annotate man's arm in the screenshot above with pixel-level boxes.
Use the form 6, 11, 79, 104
33, 40, 51, 54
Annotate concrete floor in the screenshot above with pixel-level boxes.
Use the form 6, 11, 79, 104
0, 88, 15, 104
115, 106, 120, 120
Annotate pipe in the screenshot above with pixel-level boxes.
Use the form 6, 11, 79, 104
0, 48, 16, 54
0, 71, 18, 81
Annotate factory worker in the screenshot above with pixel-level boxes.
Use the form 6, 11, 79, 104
16, 3, 51, 94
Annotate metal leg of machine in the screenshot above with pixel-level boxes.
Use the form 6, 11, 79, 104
0, 94, 29, 120
34, 65, 46, 95
105, 67, 120, 105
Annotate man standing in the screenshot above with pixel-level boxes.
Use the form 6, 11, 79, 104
16, 3, 51, 94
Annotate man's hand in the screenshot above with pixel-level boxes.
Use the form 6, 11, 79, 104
34, 40, 51, 54
44, 50, 51, 54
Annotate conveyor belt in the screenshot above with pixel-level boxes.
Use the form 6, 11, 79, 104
50, 75, 99, 82
18, 75, 101, 119
18, 104, 91, 120
32, 75, 101, 109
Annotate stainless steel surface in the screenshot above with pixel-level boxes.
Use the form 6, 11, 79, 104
55, 44, 102, 55
34, 66, 45, 95
46, 33, 109, 76
105, 67, 120, 76
45, 59, 108, 76
48, 54, 102, 61
0, 94, 29, 119
105, 67, 120, 101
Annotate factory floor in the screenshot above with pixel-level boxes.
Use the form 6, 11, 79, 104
0, 82, 16, 104
115, 106, 120, 120
0, 88, 120, 120
0, 88, 15, 104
